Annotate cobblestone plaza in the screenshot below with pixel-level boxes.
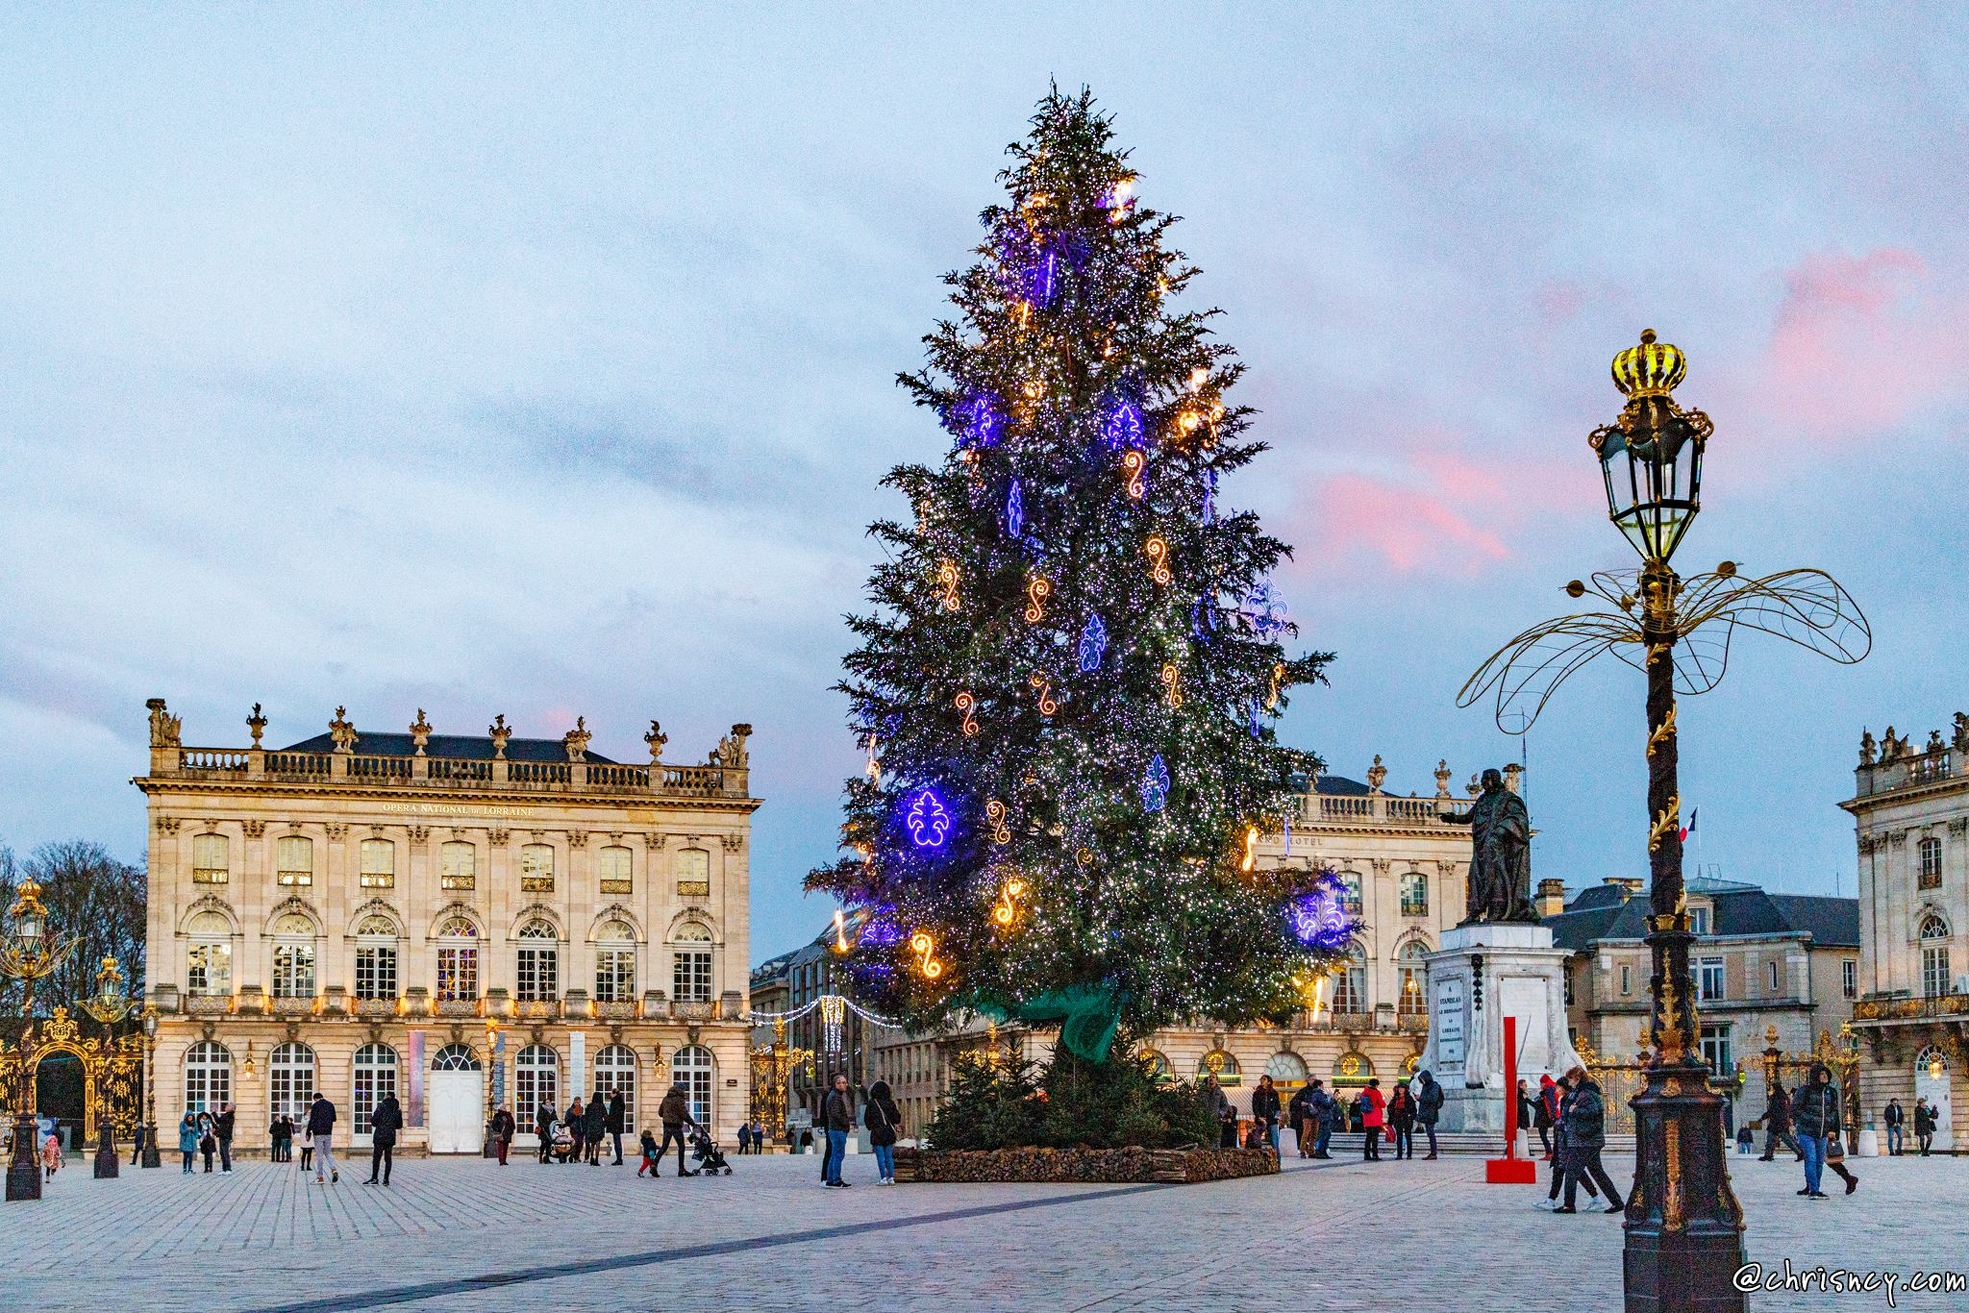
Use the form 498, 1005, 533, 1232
12, 1152, 1964, 1310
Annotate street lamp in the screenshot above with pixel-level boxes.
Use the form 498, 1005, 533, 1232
2, 878, 79, 1202
79, 956, 134, 1179
140, 1009, 161, 1168
1459, 331, 1871, 1313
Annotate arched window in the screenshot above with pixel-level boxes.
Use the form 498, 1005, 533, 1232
270, 1041, 315, 1120
672, 922, 713, 1003
186, 911, 232, 996
595, 920, 637, 1003
276, 834, 314, 886
517, 919, 559, 1002
1921, 914, 1952, 999
520, 843, 555, 894
1265, 1051, 1309, 1087
516, 1045, 559, 1119
1400, 870, 1429, 917
355, 915, 398, 1000
431, 1043, 481, 1072
1397, 940, 1430, 1018
184, 1040, 231, 1114
672, 1045, 714, 1126
1331, 944, 1368, 1015
594, 1045, 637, 1124
1137, 1048, 1172, 1083
353, 1043, 398, 1136
441, 840, 476, 891
360, 838, 395, 889
1339, 872, 1364, 917
598, 845, 633, 895
1915, 1045, 1950, 1082
192, 833, 229, 884
437, 918, 479, 1000
1198, 1049, 1242, 1087
676, 847, 711, 897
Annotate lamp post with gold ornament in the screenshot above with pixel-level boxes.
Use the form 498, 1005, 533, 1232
1459, 331, 1871, 1311
78, 956, 135, 1178
2, 878, 80, 1202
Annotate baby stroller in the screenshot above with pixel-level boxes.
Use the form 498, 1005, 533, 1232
690, 1128, 732, 1176
549, 1121, 575, 1164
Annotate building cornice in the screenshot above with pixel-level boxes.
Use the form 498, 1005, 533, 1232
131, 775, 762, 816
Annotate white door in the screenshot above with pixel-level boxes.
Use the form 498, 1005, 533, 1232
428, 1071, 484, 1153
1915, 1060, 1953, 1152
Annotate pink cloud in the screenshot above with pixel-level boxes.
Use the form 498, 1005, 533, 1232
1308, 472, 1510, 575
1752, 248, 1969, 442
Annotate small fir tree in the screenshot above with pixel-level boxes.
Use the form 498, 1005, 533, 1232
809, 88, 1345, 1059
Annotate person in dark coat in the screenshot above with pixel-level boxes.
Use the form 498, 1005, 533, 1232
490, 1103, 516, 1166
1792, 1063, 1842, 1198
1387, 1084, 1417, 1160
565, 1097, 586, 1164
1913, 1097, 1937, 1156
1416, 1070, 1445, 1160
583, 1093, 608, 1165
822, 1072, 857, 1187
865, 1078, 903, 1185
1308, 1079, 1337, 1158
1882, 1098, 1905, 1155
1556, 1067, 1624, 1213
657, 1083, 701, 1177
1251, 1075, 1283, 1153
1200, 1074, 1235, 1149
366, 1093, 402, 1185
305, 1092, 338, 1184
606, 1091, 627, 1165
535, 1100, 556, 1163
1543, 1072, 1581, 1208
1532, 1074, 1557, 1158
267, 1113, 292, 1164
1287, 1085, 1315, 1158
1759, 1083, 1803, 1161
214, 1102, 237, 1173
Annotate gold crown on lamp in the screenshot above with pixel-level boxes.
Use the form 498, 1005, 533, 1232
1611, 328, 1687, 398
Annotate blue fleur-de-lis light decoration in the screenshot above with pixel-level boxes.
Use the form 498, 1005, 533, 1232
959, 397, 1003, 449
1202, 468, 1217, 524
1241, 582, 1289, 638
1286, 872, 1354, 952
1077, 613, 1109, 672
1101, 399, 1143, 452
1006, 479, 1024, 539
1141, 753, 1170, 813
905, 787, 953, 849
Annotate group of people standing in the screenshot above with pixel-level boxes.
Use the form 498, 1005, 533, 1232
1203, 1069, 1448, 1163
531, 1090, 630, 1166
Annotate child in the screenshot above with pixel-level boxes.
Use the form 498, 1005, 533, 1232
42, 1131, 62, 1179
637, 1127, 661, 1177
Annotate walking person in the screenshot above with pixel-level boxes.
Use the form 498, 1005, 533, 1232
866, 1078, 903, 1185
1541, 1072, 1597, 1210
1251, 1074, 1282, 1154
1287, 1083, 1314, 1158
583, 1092, 607, 1165
366, 1092, 402, 1185
1310, 1078, 1337, 1158
1416, 1069, 1444, 1160
606, 1090, 626, 1165
1792, 1063, 1843, 1199
1533, 1074, 1558, 1159
1387, 1082, 1416, 1160
491, 1102, 515, 1167
178, 1112, 199, 1174
638, 1126, 661, 1176
1882, 1098, 1905, 1156
1556, 1066, 1624, 1214
1913, 1097, 1936, 1156
657, 1082, 701, 1177
736, 1121, 752, 1156
1358, 1078, 1386, 1161
1821, 1129, 1860, 1196
43, 1128, 63, 1180
822, 1072, 856, 1188
130, 1121, 145, 1167
535, 1099, 556, 1164
306, 1091, 339, 1184
564, 1096, 586, 1165
1759, 1083, 1803, 1162
1516, 1079, 1537, 1157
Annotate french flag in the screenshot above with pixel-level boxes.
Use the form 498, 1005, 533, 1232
1679, 808, 1698, 844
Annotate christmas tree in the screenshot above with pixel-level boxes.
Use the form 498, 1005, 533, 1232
809, 88, 1343, 1062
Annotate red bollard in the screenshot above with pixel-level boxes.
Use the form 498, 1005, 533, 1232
1486, 1014, 1536, 1183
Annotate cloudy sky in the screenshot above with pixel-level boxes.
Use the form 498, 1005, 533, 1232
3, 7, 1965, 959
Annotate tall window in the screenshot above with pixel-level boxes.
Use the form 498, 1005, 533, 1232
672, 1045, 713, 1126
1620, 964, 1632, 996
1399, 871, 1428, 918
516, 1045, 558, 1118
595, 920, 637, 1002
1396, 940, 1428, 1018
1698, 957, 1725, 1001
353, 1043, 398, 1136
516, 920, 559, 1001
1699, 1024, 1732, 1077
186, 911, 232, 995
598, 845, 633, 895
192, 833, 229, 884
1339, 873, 1364, 917
441, 841, 476, 891
272, 938, 316, 999
1920, 915, 1952, 999
520, 843, 555, 894
269, 1041, 315, 1120
676, 847, 711, 897
1842, 959, 1858, 1000
355, 915, 398, 1000
1919, 836, 1943, 889
360, 839, 396, 889
436, 917, 479, 1000
594, 1044, 637, 1124
672, 922, 713, 1003
1331, 947, 1367, 1015
184, 1040, 231, 1114
1689, 906, 1711, 936
276, 834, 314, 886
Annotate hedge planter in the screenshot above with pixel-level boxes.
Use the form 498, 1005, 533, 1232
892, 1145, 1278, 1185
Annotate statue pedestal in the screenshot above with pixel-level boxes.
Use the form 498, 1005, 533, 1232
1416, 923, 1582, 1134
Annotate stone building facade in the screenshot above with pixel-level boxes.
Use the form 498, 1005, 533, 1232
135, 699, 758, 1155
1842, 717, 1969, 1150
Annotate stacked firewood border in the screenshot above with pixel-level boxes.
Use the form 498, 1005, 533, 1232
892, 1145, 1279, 1184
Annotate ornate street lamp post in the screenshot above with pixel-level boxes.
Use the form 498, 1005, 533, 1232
1460, 331, 1870, 1312
3, 878, 80, 1202
140, 1009, 161, 1168
79, 956, 135, 1178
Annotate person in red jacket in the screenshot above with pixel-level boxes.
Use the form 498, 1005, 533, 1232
1359, 1078, 1387, 1161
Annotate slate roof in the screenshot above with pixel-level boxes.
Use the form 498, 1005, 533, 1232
278, 730, 617, 764
1313, 774, 1370, 796
1547, 881, 1858, 950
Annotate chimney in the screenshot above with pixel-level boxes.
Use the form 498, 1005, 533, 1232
1537, 878, 1567, 917
1603, 876, 1644, 899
